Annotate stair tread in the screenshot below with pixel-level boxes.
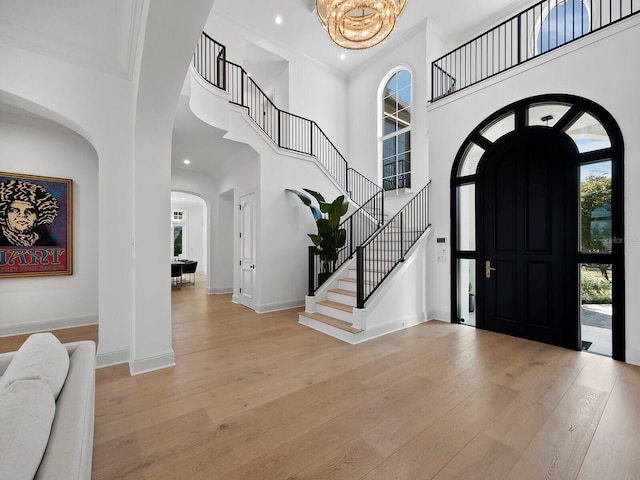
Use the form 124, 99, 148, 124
339, 277, 375, 286
317, 299, 354, 313
329, 288, 357, 297
299, 312, 361, 333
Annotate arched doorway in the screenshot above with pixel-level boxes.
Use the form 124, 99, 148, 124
451, 94, 625, 360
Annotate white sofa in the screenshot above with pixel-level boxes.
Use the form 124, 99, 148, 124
0, 333, 96, 480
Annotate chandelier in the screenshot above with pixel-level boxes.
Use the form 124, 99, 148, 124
315, 0, 408, 50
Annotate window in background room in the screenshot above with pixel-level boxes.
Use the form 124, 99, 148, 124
381, 69, 412, 193
172, 209, 186, 259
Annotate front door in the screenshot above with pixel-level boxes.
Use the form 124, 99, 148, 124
479, 133, 577, 347
238, 192, 256, 310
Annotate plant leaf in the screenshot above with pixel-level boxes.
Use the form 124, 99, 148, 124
303, 189, 325, 204
286, 189, 311, 206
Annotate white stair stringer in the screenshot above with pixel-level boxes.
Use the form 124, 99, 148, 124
298, 226, 433, 344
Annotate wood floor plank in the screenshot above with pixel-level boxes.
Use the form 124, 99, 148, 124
432, 434, 520, 480
360, 382, 519, 480
224, 376, 438, 480
0, 276, 636, 480
484, 349, 590, 452
577, 366, 640, 480
502, 383, 610, 480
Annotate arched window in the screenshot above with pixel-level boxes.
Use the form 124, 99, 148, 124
537, 0, 590, 54
381, 69, 412, 192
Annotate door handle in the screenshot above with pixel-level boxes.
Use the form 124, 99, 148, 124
250, 264, 255, 270
485, 260, 496, 279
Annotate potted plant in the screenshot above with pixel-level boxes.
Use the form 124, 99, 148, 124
287, 188, 348, 284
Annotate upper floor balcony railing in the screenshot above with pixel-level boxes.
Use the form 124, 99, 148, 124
193, 33, 383, 210
432, 0, 640, 101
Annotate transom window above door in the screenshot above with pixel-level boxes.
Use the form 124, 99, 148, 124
456, 100, 613, 179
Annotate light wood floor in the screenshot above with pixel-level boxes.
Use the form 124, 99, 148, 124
3, 275, 639, 479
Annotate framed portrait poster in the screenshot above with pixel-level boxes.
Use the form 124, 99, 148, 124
0, 172, 72, 278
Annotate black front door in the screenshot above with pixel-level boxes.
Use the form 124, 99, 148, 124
479, 132, 577, 347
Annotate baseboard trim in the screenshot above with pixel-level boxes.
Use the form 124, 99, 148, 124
428, 309, 450, 323
97, 348, 130, 369
206, 287, 233, 295
625, 347, 640, 367
256, 299, 304, 314
0, 315, 98, 338
129, 350, 176, 376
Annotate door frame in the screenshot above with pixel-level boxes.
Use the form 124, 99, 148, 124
450, 94, 625, 360
237, 190, 257, 310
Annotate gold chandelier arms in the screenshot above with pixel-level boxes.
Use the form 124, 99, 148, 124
315, 0, 408, 50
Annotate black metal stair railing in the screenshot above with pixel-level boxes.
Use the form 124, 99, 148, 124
193, 32, 226, 91
224, 59, 382, 205
356, 181, 431, 308
194, 33, 379, 205
432, 0, 640, 101
307, 189, 384, 295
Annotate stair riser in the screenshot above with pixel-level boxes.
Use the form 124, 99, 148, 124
327, 291, 357, 307
317, 304, 353, 323
338, 279, 357, 292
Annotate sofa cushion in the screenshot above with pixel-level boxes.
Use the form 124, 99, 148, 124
0, 332, 70, 399
0, 379, 56, 480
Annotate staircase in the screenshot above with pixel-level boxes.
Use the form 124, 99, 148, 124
300, 184, 431, 343
193, 33, 431, 343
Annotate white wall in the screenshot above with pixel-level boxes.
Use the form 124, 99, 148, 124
204, 12, 349, 154
0, 0, 216, 374
0, 107, 98, 334
427, 16, 640, 363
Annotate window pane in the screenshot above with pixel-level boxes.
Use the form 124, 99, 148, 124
566, 112, 611, 153
173, 225, 183, 256
458, 143, 484, 177
580, 161, 612, 253
398, 132, 410, 154
480, 112, 515, 143
383, 116, 396, 135
457, 184, 476, 251
527, 103, 572, 127
383, 177, 396, 191
397, 106, 411, 127
538, 0, 590, 53
581, 263, 612, 357
458, 259, 477, 326
398, 173, 411, 189
397, 153, 410, 174
383, 138, 396, 159
397, 85, 411, 106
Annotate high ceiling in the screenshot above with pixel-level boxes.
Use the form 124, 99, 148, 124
0, 0, 534, 180
211, 0, 531, 75
172, 0, 533, 178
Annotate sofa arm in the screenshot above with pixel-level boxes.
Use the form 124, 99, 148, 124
0, 351, 16, 376
35, 341, 96, 480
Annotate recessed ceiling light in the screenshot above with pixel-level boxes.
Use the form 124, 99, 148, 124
340, 53, 346, 60
275, 15, 283, 25
183, 159, 191, 165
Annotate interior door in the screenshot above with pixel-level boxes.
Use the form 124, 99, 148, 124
239, 192, 256, 310
480, 133, 575, 347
